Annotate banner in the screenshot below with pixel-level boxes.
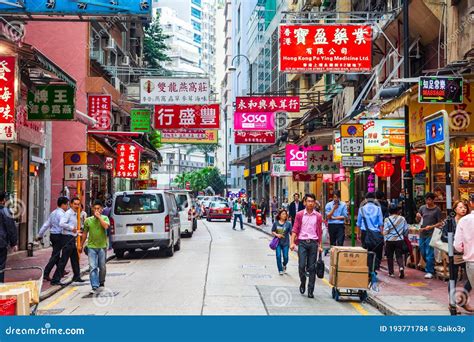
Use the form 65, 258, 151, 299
0, 56, 16, 141
141, 78, 210, 105
308, 151, 339, 174
161, 129, 218, 144
279, 24, 372, 73
235, 96, 300, 112
285, 144, 323, 172
154, 104, 220, 129
233, 112, 275, 131
88, 95, 111, 130
131, 108, 151, 132
27, 85, 75, 120
234, 131, 275, 145
271, 155, 291, 177
116, 144, 140, 178
293, 172, 318, 182
139, 163, 150, 180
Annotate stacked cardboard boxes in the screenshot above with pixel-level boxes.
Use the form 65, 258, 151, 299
0, 288, 30, 315
329, 247, 369, 289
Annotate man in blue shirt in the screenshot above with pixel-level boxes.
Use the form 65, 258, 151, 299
356, 192, 384, 270
325, 190, 348, 247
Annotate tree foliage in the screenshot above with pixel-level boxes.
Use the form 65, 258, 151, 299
143, 14, 170, 69
174, 167, 225, 195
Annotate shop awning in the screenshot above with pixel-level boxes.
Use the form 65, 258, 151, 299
87, 135, 116, 157
32, 48, 76, 88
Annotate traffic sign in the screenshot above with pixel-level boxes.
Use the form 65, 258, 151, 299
425, 116, 444, 146
341, 156, 364, 167
64, 151, 88, 181
340, 124, 364, 154
340, 124, 364, 138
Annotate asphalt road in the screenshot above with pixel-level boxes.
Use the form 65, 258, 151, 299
38, 219, 382, 315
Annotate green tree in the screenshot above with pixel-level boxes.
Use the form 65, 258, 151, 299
143, 14, 170, 69
175, 167, 224, 195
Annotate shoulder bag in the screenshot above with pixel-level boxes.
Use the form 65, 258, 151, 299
315, 249, 325, 279
429, 227, 448, 253
387, 216, 411, 255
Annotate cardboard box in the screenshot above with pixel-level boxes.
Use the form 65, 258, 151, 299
329, 266, 369, 289
0, 288, 30, 315
0, 281, 39, 304
330, 247, 367, 267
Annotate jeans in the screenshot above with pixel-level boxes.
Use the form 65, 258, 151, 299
298, 240, 318, 293
419, 236, 435, 274
88, 248, 107, 289
233, 213, 243, 230
0, 248, 7, 283
385, 240, 405, 275
328, 223, 345, 246
44, 234, 63, 277
276, 244, 289, 272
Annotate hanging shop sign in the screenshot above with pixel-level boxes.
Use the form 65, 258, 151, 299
271, 155, 292, 177
0, 56, 16, 141
104, 157, 114, 171
425, 116, 445, 147
136, 179, 157, 190
235, 96, 300, 112
131, 108, 151, 132
140, 77, 210, 105
154, 104, 220, 129
64, 151, 88, 181
285, 144, 323, 172
233, 112, 275, 131
400, 155, 426, 174
292, 172, 318, 182
27, 85, 75, 120
160, 129, 218, 144
418, 76, 463, 104
234, 131, 275, 145
0, 1, 151, 16
139, 163, 150, 180
341, 156, 363, 168
116, 144, 140, 179
374, 161, 395, 178
340, 123, 364, 154
367, 172, 376, 193
307, 151, 339, 174
88, 95, 111, 130
279, 24, 372, 73
460, 144, 474, 168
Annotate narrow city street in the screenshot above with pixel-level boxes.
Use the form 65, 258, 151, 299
38, 220, 381, 316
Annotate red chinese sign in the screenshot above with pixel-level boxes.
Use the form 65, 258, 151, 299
279, 25, 372, 73
0, 56, 16, 141
460, 144, 474, 167
234, 131, 275, 145
235, 96, 300, 112
292, 172, 318, 182
154, 104, 220, 129
115, 144, 140, 178
104, 157, 114, 171
88, 95, 112, 130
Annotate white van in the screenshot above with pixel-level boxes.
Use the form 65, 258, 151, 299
169, 190, 196, 237
110, 190, 181, 258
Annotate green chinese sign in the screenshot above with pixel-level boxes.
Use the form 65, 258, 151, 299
27, 85, 75, 120
131, 108, 151, 132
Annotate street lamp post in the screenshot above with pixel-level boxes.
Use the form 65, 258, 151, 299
228, 54, 253, 223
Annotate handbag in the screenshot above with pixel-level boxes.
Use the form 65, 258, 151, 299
361, 208, 383, 249
269, 237, 279, 250
316, 250, 325, 279
430, 227, 448, 253
387, 217, 409, 254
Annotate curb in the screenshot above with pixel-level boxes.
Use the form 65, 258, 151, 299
39, 253, 116, 302
245, 221, 396, 316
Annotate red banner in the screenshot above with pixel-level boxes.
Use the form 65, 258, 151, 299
154, 104, 220, 129
116, 144, 140, 178
279, 25, 372, 73
234, 131, 275, 145
88, 95, 112, 130
0, 56, 16, 141
292, 172, 318, 182
235, 96, 300, 113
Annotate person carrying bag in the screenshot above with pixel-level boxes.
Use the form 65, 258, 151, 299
383, 205, 409, 279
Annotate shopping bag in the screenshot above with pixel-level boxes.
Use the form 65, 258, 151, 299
429, 228, 448, 253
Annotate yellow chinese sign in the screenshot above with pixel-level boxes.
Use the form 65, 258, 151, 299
139, 163, 150, 180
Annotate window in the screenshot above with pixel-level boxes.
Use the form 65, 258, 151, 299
175, 194, 189, 209
191, 20, 201, 31
114, 194, 165, 215
191, 7, 201, 19
193, 33, 201, 44
191, 0, 202, 6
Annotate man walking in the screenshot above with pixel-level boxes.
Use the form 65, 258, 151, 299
81, 199, 110, 294
325, 190, 348, 247
38, 197, 69, 283
289, 193, 305, 224
290, 194, 323, 299
416, 192, 443, 279
356, 192, 384, 271
0, 192, 18, 283
232, 198, 244, 230
54, 197, 85, 284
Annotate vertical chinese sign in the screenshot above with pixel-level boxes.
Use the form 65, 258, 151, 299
116, 144, 140, 178
279, 25, 372, 73
88, 95, 112, 130
27, 85, 75, 120
131, 108, 151, 132
0, 56, 16, 141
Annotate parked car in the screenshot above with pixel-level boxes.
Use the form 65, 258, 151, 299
202, 196, 227, 217
207, 201, 232, 222
111, 190, 181, 258
169, 190, 196, 237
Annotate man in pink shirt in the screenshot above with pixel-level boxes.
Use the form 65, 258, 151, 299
290, 194, 323, 298
454, 194, 474, 303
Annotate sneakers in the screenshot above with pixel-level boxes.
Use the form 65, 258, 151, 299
283, 265, 287, 273
279, 271, 284, 276
399, 268, 405, 279
89, 288, 98, 295
424, 273, 434, 279
389, 273, 395, 278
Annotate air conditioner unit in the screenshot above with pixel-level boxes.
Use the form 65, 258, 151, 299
121, 56, 130, 66
104, 38, 116, 50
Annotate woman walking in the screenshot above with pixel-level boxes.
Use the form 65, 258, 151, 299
271, 209, 292, 275
445, 200, 473, 312
383, 204, 408, 279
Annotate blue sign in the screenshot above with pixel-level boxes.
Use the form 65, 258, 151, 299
425, 116, 444, 146
0, 0, 151, 16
